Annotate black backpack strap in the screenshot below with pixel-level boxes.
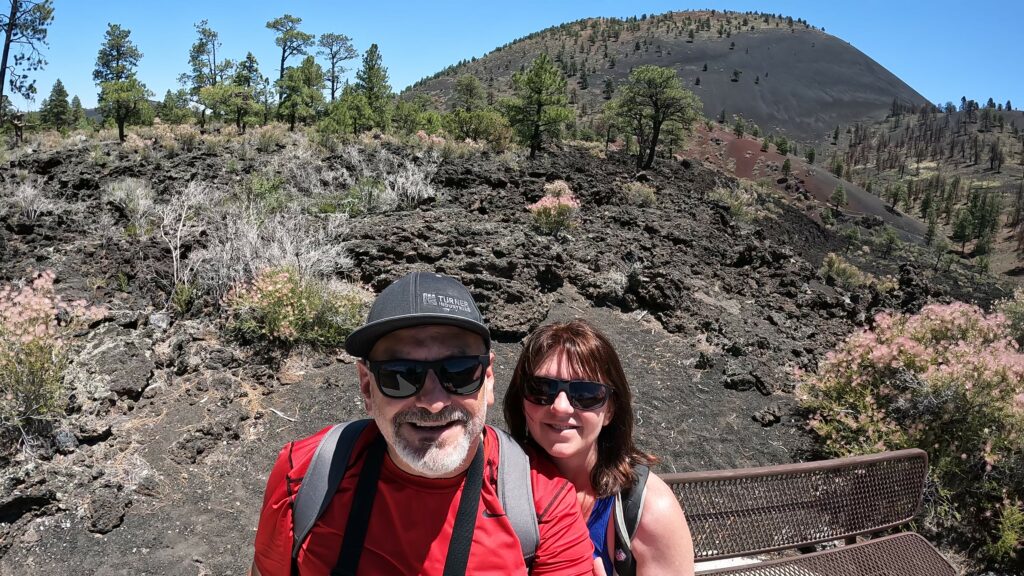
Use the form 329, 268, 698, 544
612, 464, 650, 576
291, 419, 372, 560
492, 427, 539, 567
442, 443, 485, 576
331, 433, 387, 575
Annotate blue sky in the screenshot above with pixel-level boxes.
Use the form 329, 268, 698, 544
9, 0, 1022, 110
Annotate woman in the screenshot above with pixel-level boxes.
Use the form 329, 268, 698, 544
504, 319, 695, 576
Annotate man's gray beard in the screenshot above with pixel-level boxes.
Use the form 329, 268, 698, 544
376, 403, 487, 478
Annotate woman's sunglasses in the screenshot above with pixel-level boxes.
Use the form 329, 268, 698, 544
365, 355, 490, 399
523, 376, 613, 410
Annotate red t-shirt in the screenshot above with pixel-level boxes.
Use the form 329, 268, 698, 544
253, 423, 593, 575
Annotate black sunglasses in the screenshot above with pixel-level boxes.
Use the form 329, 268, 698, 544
523, 376, 613, 410
365, 355, 490, 399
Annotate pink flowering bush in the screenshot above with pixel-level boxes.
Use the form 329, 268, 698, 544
223, 267, 365, 347
800, 302, 1024, 567
0, 271, 105, 450
528, 180, 580, 235
996, 287, 1024, 348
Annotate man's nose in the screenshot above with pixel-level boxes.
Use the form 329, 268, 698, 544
415, 369, 451, 411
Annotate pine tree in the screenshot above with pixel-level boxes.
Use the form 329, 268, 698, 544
157, 89, 192, 124
608, 65, 700, 169
317, 33, 357, 102
93, 23, 151, 143
453, 74, 484, 112
0, 0, 54, 123
354, 44, 392, 131
38, 78, 69, 129
69, 94, 84, 127
775, 136, 789, 155
781, 158, 791, 176
829, 185, 847, 209
925, 207, 939, 246
266, 14, 314, 84
278, 55, 324, 131
177, 20, 231, 126
602, 78, 614, 100
501, 53, 572, 158
952, 209, 972, 254
880, 226, 899, 258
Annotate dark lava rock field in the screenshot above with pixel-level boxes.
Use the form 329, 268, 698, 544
0, 135, 1007, 574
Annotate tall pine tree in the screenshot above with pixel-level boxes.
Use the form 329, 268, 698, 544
93, 23, 151, 142
38, 77, 69, 129
354, 44, 391, 131
501, 53, 572, 158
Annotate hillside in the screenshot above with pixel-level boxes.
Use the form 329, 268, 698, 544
406, 10, 929, 146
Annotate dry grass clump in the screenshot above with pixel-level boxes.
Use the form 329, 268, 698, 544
1, 181, 58, 223
329, 144, 439, 214
622, 181, 656, 206
708, 184, 758, 221
188, 210, 351, 300
818, 253, 866, 290
103, 178, 155, 238
223, 267, 368, 348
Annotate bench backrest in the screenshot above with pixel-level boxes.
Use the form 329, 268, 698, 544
660, 448, 928, 561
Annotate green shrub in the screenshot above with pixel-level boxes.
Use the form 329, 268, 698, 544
622, 181, 656, 206
171, 282, 196, 316
242, 172, 286, 213
224, 267, 366, 347
818, 252, 865, 290
1, 271, 105, 451
708, 185, 756, 221
799, 302, 1024, 568
529, 180, 580, 235
251, 124, 286, 154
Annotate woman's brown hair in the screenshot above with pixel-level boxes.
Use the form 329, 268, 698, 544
503, 319, 655, 497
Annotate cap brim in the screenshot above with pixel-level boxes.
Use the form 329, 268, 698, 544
344, 313, 491, 358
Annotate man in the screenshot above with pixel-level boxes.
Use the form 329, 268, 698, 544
252, 271, 593, 575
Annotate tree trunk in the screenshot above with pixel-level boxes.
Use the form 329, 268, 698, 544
530, 102, 542, 158
0, 0, 19, 124
643, 120, 662, 169
117, 118, 126, 143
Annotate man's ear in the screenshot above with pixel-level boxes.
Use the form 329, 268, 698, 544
483, 350, 496, 406
357, 361, 373, 411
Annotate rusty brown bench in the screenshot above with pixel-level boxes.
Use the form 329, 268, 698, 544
660, 448, 957, 575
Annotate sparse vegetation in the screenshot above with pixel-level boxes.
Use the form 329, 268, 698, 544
529, 179, 580, 234
1, 271, 104, 453
622, 181, 656, 206
223, 266, 366, 347
818, 252, 865, 289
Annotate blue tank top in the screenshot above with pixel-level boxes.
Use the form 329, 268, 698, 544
587, 495, 615, 575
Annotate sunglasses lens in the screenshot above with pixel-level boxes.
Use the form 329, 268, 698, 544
372, 356, 488, 398
376, 362, 428, 398
570, 383, 609, 410
523, 377, 557, 405
438, 356, 487, 394
524, 377, 610, 410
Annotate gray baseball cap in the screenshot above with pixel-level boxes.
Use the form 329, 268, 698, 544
344, 271, 490, 358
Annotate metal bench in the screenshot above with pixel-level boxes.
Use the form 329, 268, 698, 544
660, 448, 957, 575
